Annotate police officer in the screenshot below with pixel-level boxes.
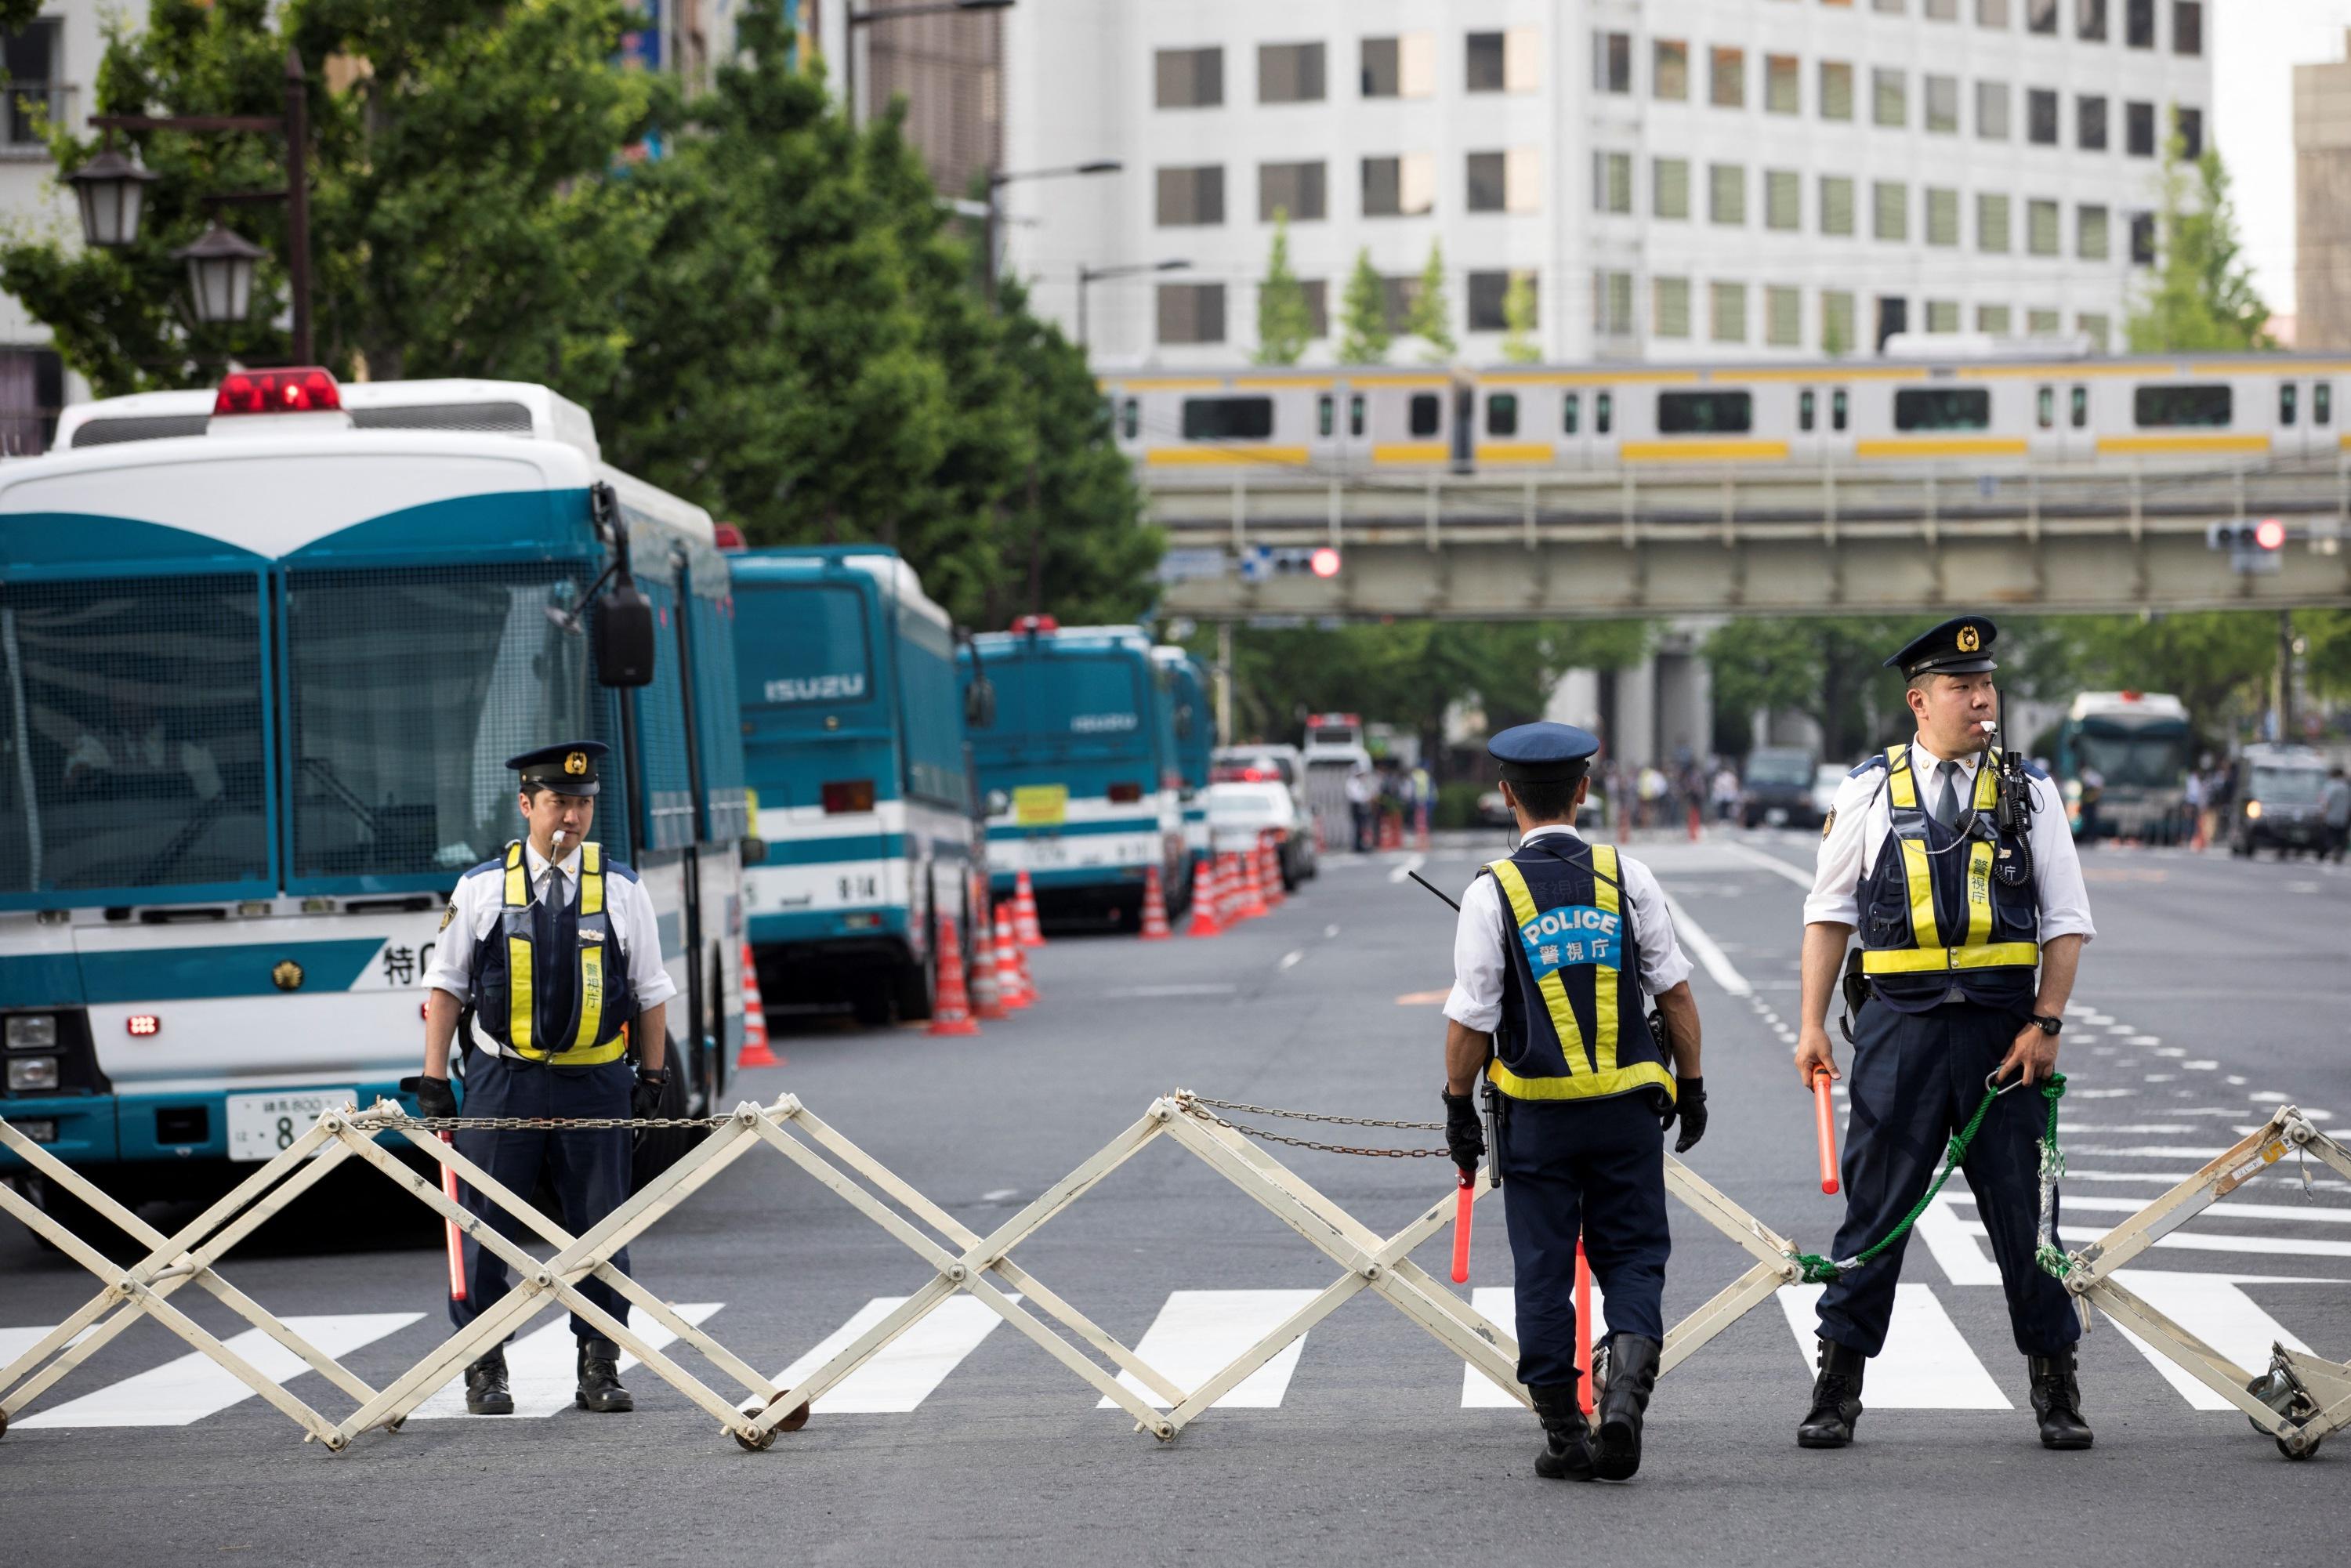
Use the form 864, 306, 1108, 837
1440, 722, 1708, 1482
406, 741, 678, 1416
1794, 616, 2095, 1450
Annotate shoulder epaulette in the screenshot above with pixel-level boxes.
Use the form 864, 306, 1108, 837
1847, 753, 1889, 779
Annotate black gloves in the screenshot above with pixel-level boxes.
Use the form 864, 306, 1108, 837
1442, 1089, 1485, 1179
1665, 1076, 1708, 1153
400, 1074, 457, 1121
632, 1068, 669, 1121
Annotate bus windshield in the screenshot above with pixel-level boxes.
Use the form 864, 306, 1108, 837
2072, 725, 2190, 789
982, 654, 1148, 755
2251, 766, 2326, 806
739, 584, 875, 716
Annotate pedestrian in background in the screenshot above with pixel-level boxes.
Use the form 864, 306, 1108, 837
2322, 766, 2351, 864
1710, 762, 1740, 823
1345, 761, 1375, 853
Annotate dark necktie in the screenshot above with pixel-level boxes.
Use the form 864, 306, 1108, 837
1933, 760, 1962, 829
538, 866, 574, 1043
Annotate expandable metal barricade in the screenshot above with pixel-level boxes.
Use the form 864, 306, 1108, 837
1, 1095, 2344, 1459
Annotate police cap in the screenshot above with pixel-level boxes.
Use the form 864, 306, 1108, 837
1884, 615, 1998, 680
507, 741, 607, 797
1487, 722, 1600, 784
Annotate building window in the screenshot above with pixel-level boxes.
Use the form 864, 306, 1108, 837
2126, 101, 2155, 155
1977, 303, 2013, 333
1979, 192, 2012, 252
1822, 175, 1857, 237
1259, 161, 1328, 222
1157, 165, 1226, 226
1466, 31, 1505, 92
1360, 34, 1436, 98
1824, 292, 1857, 355
1467, 271, 1531, 331
1655, 39, 1689, 100
1711, 46, 1745, 108
2078, 204, 2110, 259
1925, 300, 1962, 334
1711, 163, 1746, 226
1712, 281, 1748, 344
2078, 0, 2107, 42
1654, 277, 1692, 339
1587, 151, 1630, 215
2130, 211, 2156, 265
2078, 312, 2110, 351
1978, 81, 2011, 139
1361, 154, 1435, 217
1766, 55, 1801, 115
1926, 75, 1959, 133
2027, 0, 2057, 33
1596, 31, 1632, 94
1299, 281, 1331, 339
2028, 89, 2058, 146
1381, 276, 1424, 335
2177, 106, 2204, 160
1466, 28, 1540, 93
1654, 158, 1692, 219
2173, 2, 2201, 56
1928, 0, 1961, 17
1875, 0, 1907, 13
2027, 198, 2061, 255
1874, 68, 1907, 129
1155, 47, 1223, 109
1158, 283, 1226, 344
1926, 187, 1960, 246
2127, 0, 2154, 46
1874, 181, 1908, 242
1767, 286, 1803, 347
0, 345, 61, 453
1821, 61, 1855, 121
1595, 270, 1635, 335
2027, 307, 2062, 336
1259, 42, 1327, 104
2, 19, 62, 154
1980, 0, 2011, 22
1766, 169, 1802, 231
2079, 96, 2108, 151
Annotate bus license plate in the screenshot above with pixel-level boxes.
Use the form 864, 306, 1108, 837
1027, 839, 1070, 868
226, 1088, 354, 1161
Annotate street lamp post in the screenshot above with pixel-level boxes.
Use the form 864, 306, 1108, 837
983, 159, 1121, 310
1078, 259, 1190, 350
63, 49, 314, 362
844, 0, 1014, 128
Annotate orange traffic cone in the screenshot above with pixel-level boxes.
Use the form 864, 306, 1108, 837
926, 912, 981, 1037
1258, 835, 1284, 908
969, 896, 1009, 1019
1013, 924, 1039, 1003
1186, 854, 1223, 937
1013, 870, 1045, 948
1380, 813, 1403, 851
1415, 803, 1431, 852
994, 905, 1031, 1009
1236, 845, 1269, 920
1139, 864, 1172, 940
738, 943, 779, 1068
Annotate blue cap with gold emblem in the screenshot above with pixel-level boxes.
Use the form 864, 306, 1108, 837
1884, 614, 1998, 680
506, 740, 607, 797
1487, 721, 1601, 784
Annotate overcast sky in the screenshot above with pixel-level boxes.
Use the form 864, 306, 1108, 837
2217, 0, 2351, 317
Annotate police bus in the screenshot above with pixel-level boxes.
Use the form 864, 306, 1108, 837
2051, 690, 2194, 843
960, 617, 1185, 924
1151, 645, 1212, 903
726, 545, 980, 1024
0, 367, 748, 1221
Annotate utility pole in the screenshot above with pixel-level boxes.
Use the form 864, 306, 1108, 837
1215, 621, 1234, 745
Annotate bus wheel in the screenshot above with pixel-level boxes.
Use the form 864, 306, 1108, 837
894, 941, 937, 1024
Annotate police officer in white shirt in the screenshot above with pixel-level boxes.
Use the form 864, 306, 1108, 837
1791, 615, 2096, 1453
1440, 722, 1707, 1483
405, 741, 677, 1416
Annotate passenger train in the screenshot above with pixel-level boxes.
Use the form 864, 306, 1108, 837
1102, 350, 2351, 473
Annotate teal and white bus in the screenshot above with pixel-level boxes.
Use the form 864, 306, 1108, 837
727, 545, 980, 1025
0, 368, 747, 1214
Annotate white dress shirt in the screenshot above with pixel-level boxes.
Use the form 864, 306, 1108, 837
1803, 742, 2095, 943
1444, 825, 1695, 1033
424, 838, 678, 1057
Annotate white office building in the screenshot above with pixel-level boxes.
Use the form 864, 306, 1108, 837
1002, 0, 2215, 368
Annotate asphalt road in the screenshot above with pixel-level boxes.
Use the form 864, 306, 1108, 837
3, 827, 2347, 1567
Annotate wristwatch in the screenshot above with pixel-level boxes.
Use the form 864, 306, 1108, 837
2029, 1015, 2063, 1037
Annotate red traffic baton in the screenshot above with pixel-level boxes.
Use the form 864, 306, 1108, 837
440, 1132, 467, 1302
1451, 1175, 1474, 1284
1813, 1071, 1841, 1197
1573, 1240, 1595, 1417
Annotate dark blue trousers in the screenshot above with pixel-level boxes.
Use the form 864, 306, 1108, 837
1498, 1095, 1669, 1389
1817, 999, 2080, 1359
447, 1053, 635, 1342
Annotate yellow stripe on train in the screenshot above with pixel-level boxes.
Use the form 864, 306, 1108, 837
1855, 437, 2031, 459
1475, 442, 1556, 465
1371, 441, 1452, 464
1143, 446, 1314, 466
1618, 440, 1791, 462
2096, 433, 2272, 455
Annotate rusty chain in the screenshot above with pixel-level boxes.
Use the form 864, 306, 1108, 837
1174, 1094, 1447, 1160
373, 1112, 736, 1132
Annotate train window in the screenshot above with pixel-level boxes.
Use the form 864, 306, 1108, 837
1831, 389, 1848, 431
1409, 393, 1442, 437
1318, 394, 1335, 438
2132, 384, 2231, 427
1596, 392, 1614, 435
2070, 386, 2088, 428
2036, 386, 2054, 429
2280, 383, 2298, 428
1893, 388, 1991, 431
1657, 390, 1754, 434
1120, 398, 1138, 440
1487, 393, 1519, 436
1349, 394, 1366, 437
1562, 393, 1581, 435
2320, 383, 2335, 426
1799, 389, 1816, 432
1180, 396, 1276, 440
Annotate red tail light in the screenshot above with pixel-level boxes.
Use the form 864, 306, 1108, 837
821, 779, 876, 813
1012, 614, 1060, 634
714, 523, 746, 551
1107, 781, 1143, 804
126, 1014, 161, 1037
214, 367, 341, 415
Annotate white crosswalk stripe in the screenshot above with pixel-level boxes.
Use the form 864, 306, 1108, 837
16, 1313, 422, 1429
408, 1303, 725, 1419
1101, 1289, 1321, 1410
1459, 1282, 1608, 1408
2103, 1271, 2322, 1411
1778, 1285, 2012, 1408
776, 1295, 1010, 1414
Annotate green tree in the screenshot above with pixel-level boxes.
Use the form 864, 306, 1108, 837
1499, 270, 1539, 363
1703, 617, 1922, 761
1404, 237, 1454, 362
1253, 208, 1313, 365
2125, 113, 2273, 353
1338, 247, 1389, 364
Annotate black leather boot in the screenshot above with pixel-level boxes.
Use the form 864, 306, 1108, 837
1796, 1338, 1867, 1448
464, 1348, 513, 1415
1592, 1334, 1661, 1481
575, 1337, 634, 1413
1528, 1382, 1595, 1481
2029, 1353, 2093, 1450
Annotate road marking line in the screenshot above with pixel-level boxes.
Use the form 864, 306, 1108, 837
1950, 1194, 2351, 1224
19, 1313, 422, 1429
1460, 1282, 1608, 1408
1917, 1195, 2004, 1286
2104, 1271, 2320, 1410
1954, 1218, 2351, 1259
773, 1295, 1011, 1414
1387, 853, 1426, 884
980, 1188, 1021, 1202
1779, 1284, 2010, 1409
409, 1302, 724, 1420
1278, 950, 1304, 971
1718, 840, 1817, 889
1657, 889, 1752, 997
1101, 1289, 1321, 1410
1103, 983, 1238, 998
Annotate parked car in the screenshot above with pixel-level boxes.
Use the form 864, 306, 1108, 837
1810, 763, 1848, 824
1477, 785, 1603, 831
1741, 746, 1824, 829
1204, 780, 1318, 887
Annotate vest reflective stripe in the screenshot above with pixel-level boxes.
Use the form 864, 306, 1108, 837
1483, 844, 1676, 1106
1861, 746, 2038, 990
1964, 841, 1994, 948
1590, 845, 1623, 1075
1489, 858, 1587, 1077
1863, 942, 2040, 974
505, 933, 535, 1054
488, 839, 628, 1066
1899, 838, 1939, 948
580, 842, 605, 916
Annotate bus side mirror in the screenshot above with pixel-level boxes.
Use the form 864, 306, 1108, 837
965, 679, 996, 728
985, 789, 1011, 818
594, 576, 657, 687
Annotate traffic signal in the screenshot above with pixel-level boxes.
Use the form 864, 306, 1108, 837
1241, 545, 1344, 581
2208, 519, 2286, 574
